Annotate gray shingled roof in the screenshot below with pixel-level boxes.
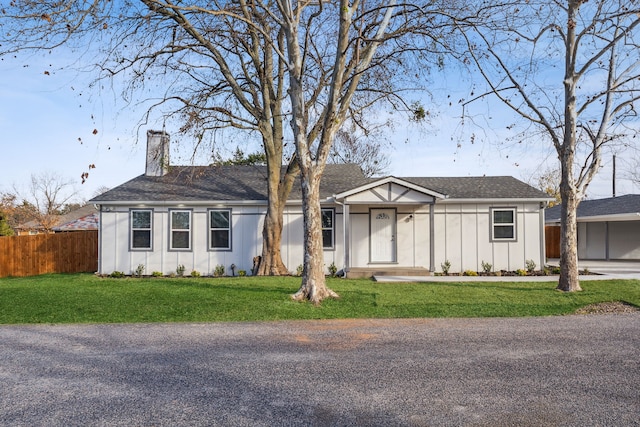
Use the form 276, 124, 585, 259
400, 176, 550, 199
90, 165, 550, 204
91, 164, 370, 203
545, 194, 640, 222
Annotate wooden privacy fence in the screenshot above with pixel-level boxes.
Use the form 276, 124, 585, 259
0, 231, 98, 277
545, 225, 561, 259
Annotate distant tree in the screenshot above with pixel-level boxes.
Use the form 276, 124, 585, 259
453, 0, 640, 292
529, 167, 561, 207
216, 148, 268, 166
0, 210, 14, 236
92, 186, 112, 199
12, 172, 81, 232
328, 129, 390, 178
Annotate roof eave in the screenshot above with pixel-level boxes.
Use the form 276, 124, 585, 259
440, 197, 554, 204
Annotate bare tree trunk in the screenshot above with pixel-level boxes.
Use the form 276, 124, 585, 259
556, 1, 582, 292
257, 161, 298, 276
291, 167, 339, 304
557, 188, 581, 292
258, 200, 288, 275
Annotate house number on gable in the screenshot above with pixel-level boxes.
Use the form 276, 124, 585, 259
376, 213, 390, 220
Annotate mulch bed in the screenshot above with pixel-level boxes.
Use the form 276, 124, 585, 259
575, 301, 640, 315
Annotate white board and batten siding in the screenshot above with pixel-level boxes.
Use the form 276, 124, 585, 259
432, 202, 544, 273
98, 204, 343, 276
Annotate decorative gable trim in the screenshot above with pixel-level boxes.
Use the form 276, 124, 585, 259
332, 177, 444, 205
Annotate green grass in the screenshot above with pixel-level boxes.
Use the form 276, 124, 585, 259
0, 274, 638, 324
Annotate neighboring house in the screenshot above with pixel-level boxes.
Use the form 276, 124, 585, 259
545, 194, 640, 260
53, 205, 99, 232
15, 205, 99, 235
90, 131, 552, 277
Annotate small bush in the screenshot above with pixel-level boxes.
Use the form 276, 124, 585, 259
238, 270, 247, 277
110, 271, 125, 278
296, 264, 303, 276
190, 270, 201, 278
525, 259, 536, 273
151, 271, 163, 277
481, 261, 492, 274
328, 262, 338, 277
552, 266, 561, 274
133, 264, 145, 278
213, 264, 225, 277
176, 265, 186, 277
516, 268, 528, 276
441, 260, 451, 275
463, 270, 478, 276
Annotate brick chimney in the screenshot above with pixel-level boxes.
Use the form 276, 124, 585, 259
145, 130, 170, 177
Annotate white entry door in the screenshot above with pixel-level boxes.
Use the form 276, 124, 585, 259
370, 208, 396, 263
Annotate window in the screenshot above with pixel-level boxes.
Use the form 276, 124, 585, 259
170, 210, 191, 250
209, 209, 231, 250
491, 208, 516, 241
131, 209, 152, 250
321, 208, 334, 249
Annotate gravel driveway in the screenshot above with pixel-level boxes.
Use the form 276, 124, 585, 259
1, 314, 638, 426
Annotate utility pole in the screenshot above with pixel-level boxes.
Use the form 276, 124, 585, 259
612, 154, 616, 198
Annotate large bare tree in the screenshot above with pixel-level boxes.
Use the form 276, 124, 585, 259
451, 0, 640, 291
277, 0, 450, 302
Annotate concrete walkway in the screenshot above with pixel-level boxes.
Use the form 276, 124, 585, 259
375, 259, 640, 282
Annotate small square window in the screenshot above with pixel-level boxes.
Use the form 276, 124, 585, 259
491, 208, 516, 241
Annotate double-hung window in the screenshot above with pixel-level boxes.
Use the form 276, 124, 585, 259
491, 208, 516, 241
130, 209, 152, 250
170, 210, 192, 250
321, 208, 335, 249
209, 209, 231, 250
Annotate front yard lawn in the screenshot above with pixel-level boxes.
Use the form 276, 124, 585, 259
0, 274, 638, 324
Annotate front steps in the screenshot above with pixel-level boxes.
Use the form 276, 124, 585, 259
345, 267, 430, 279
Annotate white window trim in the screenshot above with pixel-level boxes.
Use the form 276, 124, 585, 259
130, 209, 153, 251
169, 209, 192, 251
208, 209, 232, 251
490, 207, 517, 242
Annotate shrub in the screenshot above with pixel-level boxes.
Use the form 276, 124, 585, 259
525, 259, 536, 273
151, 271, 163, 277
441, 260, 451, 275
516, 268, 528, 276
190, 270, 201, 278
110, 271, 125, 278
296, 264, 303, 276
213, 264, 225, 277
463, 270, 478, 276
133, 264, 145, 278
481, 261, 492, 274
176, 265, 186, 277
238, 269, 247, 277
328, 262, 338, 277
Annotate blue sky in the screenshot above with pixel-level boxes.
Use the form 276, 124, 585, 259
1, 49, 637, 206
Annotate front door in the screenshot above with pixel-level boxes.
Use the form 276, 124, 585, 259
370, 208, 396, 263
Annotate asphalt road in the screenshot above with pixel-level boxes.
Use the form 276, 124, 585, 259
1, 315, 638, 426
